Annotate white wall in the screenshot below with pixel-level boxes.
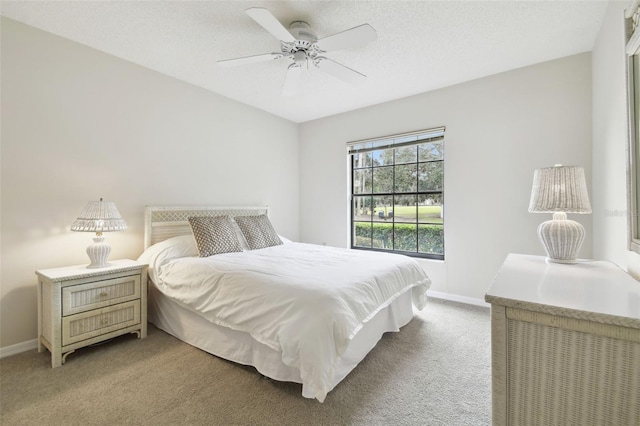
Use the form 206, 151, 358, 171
592, 0, 640, 276
2, 14, 606, 350
0, 18, 299, 348
299, 54, 593, 302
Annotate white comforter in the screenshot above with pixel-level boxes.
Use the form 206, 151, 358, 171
152, 242, 431, 402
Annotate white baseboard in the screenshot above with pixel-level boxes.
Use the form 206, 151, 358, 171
427, 290, 490, 308
0, 339, 38, 359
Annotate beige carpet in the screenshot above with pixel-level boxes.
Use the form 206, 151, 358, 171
0, 299, 491, 425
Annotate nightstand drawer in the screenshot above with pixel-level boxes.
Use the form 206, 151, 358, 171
62, 300, 141, 346
62, 275, 141, 316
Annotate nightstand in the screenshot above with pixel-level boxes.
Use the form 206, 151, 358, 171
36, 259, 148, 367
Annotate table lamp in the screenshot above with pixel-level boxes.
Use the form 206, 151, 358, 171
528, 165, 591, 264
70, 198, 127, 268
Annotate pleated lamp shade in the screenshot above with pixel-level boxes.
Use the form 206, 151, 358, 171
71, 198, 127, 268
528, 165, 591, 264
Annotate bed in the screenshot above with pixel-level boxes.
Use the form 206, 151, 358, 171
139, 205, 431, 402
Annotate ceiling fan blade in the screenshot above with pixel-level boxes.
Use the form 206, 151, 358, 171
218, 52, 286, 67
315, 57, 366, 85
315, 24, 377, 52
282, 64, 302, 96
245, 8, 296, 42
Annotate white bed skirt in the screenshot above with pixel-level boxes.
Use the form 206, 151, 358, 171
148, 282, 415, 399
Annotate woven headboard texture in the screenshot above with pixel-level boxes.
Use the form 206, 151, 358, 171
144, 205, 269, 249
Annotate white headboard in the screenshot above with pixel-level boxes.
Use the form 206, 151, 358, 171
144, 205, 269, 249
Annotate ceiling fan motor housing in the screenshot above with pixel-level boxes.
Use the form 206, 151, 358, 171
289, 21, 316, 43
282, 21, 319, 62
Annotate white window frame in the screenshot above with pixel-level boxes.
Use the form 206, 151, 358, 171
625, 1, 640, 254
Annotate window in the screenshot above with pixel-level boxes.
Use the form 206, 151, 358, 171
626, 2, 640, 254
348, 128, 445, 260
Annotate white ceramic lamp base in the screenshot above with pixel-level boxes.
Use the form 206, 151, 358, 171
86, 236, 111, 268
537, 212, 585, 264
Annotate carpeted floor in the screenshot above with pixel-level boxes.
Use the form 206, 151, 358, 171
0, 298, 491, 426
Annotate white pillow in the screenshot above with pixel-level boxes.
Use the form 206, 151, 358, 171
137, 235, 198, 283
231, 220, 250, 250
279, 235, 292, 244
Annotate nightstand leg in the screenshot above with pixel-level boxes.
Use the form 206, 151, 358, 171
140, 271, 148, 338
51, 350, 62, 368
37, 280, 43, 352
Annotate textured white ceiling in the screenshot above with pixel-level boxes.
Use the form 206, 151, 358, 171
1, 0, 610, 123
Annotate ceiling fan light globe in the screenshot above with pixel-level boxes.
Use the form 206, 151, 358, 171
293, 51, 307, 65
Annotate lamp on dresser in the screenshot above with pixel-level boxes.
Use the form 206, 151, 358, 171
70, 197, 127, 268
528, 164, 591, 264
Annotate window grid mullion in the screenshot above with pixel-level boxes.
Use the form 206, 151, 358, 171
415, 155, 419, 252
392, 149, 396, 251
370, 159, 374, 248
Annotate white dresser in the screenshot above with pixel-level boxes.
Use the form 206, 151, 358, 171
36, 259, 148, 367
485, 254, 640, 426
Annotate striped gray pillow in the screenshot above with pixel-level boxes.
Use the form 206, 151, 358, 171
188, 216, 243, 257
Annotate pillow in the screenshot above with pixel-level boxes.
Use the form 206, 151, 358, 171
231, 219, 250, 251
137, 235, 198, 283
278, 235, 292, 244
234, 214, 283, 250
188, 216, 243, 257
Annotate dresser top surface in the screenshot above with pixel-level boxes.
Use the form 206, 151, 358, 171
485, 254, 640, 323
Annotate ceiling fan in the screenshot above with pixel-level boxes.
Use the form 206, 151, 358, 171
218, 8, 377, 96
